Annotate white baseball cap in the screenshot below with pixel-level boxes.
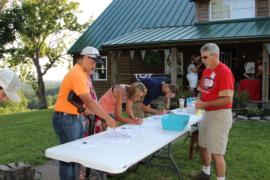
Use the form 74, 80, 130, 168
80, 46, 103, 64
0, 69, 21, 102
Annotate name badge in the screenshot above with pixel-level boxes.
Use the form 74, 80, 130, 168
203, 78, 214, 89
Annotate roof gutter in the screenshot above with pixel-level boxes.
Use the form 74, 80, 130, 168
101, 37, 270, 51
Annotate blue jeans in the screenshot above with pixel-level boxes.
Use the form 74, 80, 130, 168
52, 112, 84, 180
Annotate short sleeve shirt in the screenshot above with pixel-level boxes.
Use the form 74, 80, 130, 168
141, 77, 170, 105
198, 62, 235, 111
54, 64, 90, 114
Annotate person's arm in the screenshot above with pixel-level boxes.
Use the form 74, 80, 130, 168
79, 93, 117, 128
197, 92, 201, 99
197, 63, 203, 68
191, 65, 198, 73
114, 89, 142, 124
163, 95, 170, 110
82, 92, 95, 115
195, 96, 232, 110
83, 107, 92, 115
125, 99, 143, 124
255, 65, 263, 78
255, 72, 260, 78
126, 99, 135, 118
243, 73, 252, 79
139, 103, 168, 115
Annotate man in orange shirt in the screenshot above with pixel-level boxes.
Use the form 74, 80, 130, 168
53, 46, 117, 180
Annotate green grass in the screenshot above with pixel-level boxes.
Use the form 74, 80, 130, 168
0, 111, 270, 179
111, 121, 270, 180
0, 109, 58, 165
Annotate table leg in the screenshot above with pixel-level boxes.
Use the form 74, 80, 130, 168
189, 130, 198, 160
85, 116, 96, 179
96, 171, 107, 180
168, 143, 182, 180
84, 167, 108, 180
74, 163, 80, 180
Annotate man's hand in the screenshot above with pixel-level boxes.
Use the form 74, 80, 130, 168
195, 99, 207, 110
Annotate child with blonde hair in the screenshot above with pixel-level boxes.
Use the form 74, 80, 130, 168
99, 82, 147, 124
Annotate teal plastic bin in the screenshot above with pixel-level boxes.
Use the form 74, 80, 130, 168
161, 114, 189, 131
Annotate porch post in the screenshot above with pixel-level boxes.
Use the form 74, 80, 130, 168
164, 49, 170, 74
170, 47, 178, 85
110, 51, 118, 85
262, 43, 269, 101
269, 0, 270, 16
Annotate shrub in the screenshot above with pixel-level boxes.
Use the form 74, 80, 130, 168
246, 107, 261, 117
233, 91, 250, 108
0, 92, 29, 114
27, 97, 39, 109
47, 95, 57, 106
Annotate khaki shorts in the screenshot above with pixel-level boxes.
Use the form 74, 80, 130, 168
198, 109, 232, 155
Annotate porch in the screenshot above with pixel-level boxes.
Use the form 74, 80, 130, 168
100, 18, 270, 101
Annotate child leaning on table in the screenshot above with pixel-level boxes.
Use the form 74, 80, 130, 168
98, 82, 148, 126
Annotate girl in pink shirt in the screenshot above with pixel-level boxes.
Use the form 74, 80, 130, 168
99, 82, 147, 124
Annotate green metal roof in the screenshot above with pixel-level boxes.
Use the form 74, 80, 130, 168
68, 0, 195, 54
102, 18, 270, 48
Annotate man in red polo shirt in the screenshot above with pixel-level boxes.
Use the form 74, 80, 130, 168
191, 43, 234, 180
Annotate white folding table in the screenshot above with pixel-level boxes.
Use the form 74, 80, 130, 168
45, 109, 202, 180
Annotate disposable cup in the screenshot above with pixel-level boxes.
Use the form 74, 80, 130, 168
179, 98, 185, 109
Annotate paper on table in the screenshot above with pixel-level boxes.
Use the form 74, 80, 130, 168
72, 124, 147, 150
171, 108, 197, 115
141, 118, 162, 128
71, 128, 133, 150
151, 114, 166, 119
170, 108, 186, 114
96, 128, 131, 145
115, 124, 143, 138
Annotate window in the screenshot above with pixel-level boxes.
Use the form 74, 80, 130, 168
209, 0, 255, 21
93, 56, 107, 81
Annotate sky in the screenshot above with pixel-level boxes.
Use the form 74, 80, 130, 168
43, 0, 113, 81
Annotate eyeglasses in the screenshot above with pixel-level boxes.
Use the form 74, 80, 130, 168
86, 56, 98, 63
86, 55, 103, 64
202, 56, 210, 60
88, 56, 97, 61
202, 53, 215, 60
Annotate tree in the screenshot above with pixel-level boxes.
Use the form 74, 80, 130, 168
0, 5, 24, 57
0, 0, 9, 10
7, 0, 89, 109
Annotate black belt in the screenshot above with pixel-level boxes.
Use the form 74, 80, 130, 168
54, 111, 81, 117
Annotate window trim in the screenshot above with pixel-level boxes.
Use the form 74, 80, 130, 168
93, 56, 108, 81
209, 0, 255, 21
209, 0, 230, 21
